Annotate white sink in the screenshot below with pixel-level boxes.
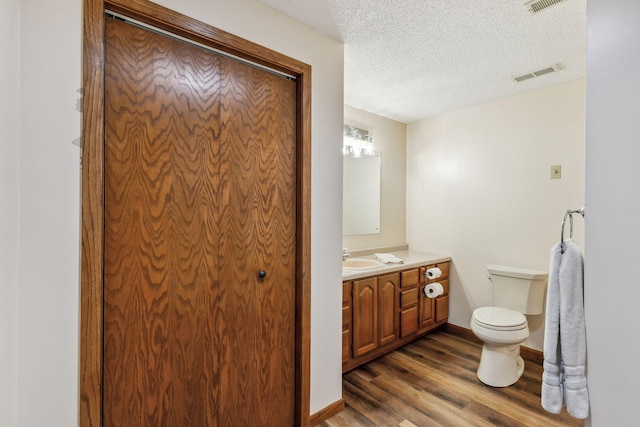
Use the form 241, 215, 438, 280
342, 258, 385, 270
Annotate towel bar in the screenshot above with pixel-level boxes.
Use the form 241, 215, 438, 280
560, 207, 585, 253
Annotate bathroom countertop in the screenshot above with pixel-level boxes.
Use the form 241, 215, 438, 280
342, 250, 451, 281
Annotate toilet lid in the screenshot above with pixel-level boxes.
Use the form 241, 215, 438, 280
473, 307, 527, 330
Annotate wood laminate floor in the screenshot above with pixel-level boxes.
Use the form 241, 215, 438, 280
319, 330, 584, 427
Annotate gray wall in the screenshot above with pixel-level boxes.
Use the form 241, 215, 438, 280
585, 0, 640, 425
0, 0, 20, 426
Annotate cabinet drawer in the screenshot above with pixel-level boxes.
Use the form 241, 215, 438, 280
400, 287, 418, 309
401, 269, 419, 288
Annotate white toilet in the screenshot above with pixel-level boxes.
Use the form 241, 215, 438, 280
470, 265, 548, 387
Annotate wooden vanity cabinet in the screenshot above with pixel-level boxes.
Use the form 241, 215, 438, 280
343, 261, 450, 372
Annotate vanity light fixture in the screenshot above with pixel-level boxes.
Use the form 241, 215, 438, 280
343, 125, 374, 158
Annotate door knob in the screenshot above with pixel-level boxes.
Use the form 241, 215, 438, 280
258, 270, 267, 280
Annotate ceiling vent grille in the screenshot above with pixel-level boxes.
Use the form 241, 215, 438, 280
525, 0, 568, 14
513, 63, 565, 83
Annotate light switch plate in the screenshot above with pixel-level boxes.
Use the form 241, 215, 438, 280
550, 164, 561, 179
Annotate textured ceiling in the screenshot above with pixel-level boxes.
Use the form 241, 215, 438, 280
261, 0, 586, 123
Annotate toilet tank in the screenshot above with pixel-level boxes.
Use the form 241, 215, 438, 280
487, 265, 548, 315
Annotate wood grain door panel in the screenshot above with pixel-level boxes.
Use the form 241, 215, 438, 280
104, 19, 221, 426
104, 17, 296, 427
217, 53, 297, 427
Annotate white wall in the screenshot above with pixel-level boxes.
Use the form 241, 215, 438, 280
17, 0, 343, 424
585, 1, 640, 425
18, 1, 82, 425
343, 105, 407, 250
407, 79, 585, 351
1, 0, 21, 426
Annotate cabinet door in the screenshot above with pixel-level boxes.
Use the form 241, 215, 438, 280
103, 18, 299, 426
435, 295, 449, 322
342, 282, 352, 363
418, 285, 435, 332
352, 277, 378, 357
433, 279, 449, 323
400, 306, 418, 337
378, 273, 399, 347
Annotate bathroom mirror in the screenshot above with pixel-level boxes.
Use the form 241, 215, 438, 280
343, 152, 381, 235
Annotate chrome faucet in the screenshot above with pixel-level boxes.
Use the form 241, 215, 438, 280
342, 247, 350, 260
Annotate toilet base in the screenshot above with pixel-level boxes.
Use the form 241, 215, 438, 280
477, 342, 525, 387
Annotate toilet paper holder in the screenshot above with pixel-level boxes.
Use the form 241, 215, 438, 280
425, 267, 442, 280
424, 282, 444, 298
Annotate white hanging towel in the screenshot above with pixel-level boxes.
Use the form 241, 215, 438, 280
542, 240, 589, 419
559, 240, 589, 419
542, 242, 563, 414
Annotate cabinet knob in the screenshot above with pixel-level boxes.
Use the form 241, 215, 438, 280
258, 270, 267, 280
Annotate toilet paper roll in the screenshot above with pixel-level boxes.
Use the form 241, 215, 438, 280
426, 267, 442, 279
424, 282, 444, 298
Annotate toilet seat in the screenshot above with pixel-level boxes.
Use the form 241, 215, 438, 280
472, 307, 527, 331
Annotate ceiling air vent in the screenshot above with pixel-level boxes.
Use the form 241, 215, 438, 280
524, 0, 568, 14
513, 63, 565, 83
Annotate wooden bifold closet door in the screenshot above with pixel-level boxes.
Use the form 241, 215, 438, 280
103, 17, 296, 426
